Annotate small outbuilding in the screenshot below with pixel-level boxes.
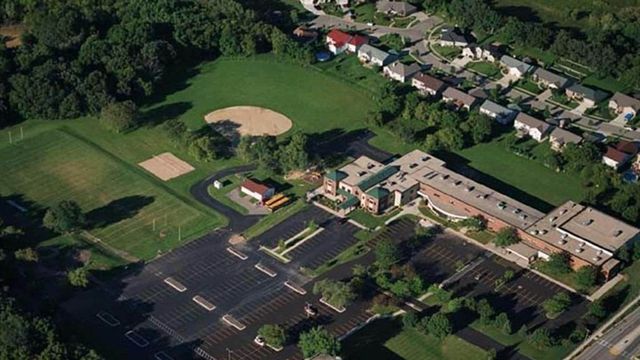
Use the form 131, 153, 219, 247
240, 179, 275, 203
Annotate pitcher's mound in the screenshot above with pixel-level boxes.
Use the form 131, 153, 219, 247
204, 106, 292, 136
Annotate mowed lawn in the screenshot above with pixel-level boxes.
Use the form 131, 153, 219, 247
147, 55, 374, 135
342, 318, 487, 360
0, 129, 221, 260
454, 136, 586, 210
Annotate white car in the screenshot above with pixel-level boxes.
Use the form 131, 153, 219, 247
254, 336, 265, 346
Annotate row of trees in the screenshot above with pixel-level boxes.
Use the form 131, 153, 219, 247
0, 0, 314, 126
163, 119, 230, 161
237, 133, 310, 175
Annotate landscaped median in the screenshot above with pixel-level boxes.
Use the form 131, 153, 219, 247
260, 220, 323, 263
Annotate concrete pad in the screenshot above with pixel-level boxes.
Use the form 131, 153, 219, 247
226, 247, 248, 260
254, 263, 277, 278
222, 314, 246, 330
284, 281, 307, 295
163, 277, 187, 292
96, 311, 120, 327
192, 295, 216, 311
138, 152, 194, 181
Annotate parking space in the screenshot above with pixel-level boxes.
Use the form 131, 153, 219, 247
410, 231, 484, 284
255, 206, 332, 248
288, 218, 360, 269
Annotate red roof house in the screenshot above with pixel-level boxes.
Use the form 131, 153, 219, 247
346, 34, 368, 52
603, 141, 639, 170
326, 29, 351, 54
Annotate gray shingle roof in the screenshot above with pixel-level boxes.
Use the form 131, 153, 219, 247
385, 61, 420, 77
480, 100, 514, 117
610, 92, 640, 112
567, 84, 608, 102
533, 68, 569, 88
550, 127, 582, 146
515, 112, 551, 133
442, 87, 477, 107
358, 44, 393, 63
500, 55, 533, 74
376, 1, 417, 14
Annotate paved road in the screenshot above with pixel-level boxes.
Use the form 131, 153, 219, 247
576, 306, 640, 360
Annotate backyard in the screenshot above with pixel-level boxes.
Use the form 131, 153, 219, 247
466, 61, 501, 78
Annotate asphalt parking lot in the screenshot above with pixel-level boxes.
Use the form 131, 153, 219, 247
287, 218, 360, 269
255, 206, 332, 249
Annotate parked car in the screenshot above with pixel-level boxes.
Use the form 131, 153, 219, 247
254, 336, 265, 346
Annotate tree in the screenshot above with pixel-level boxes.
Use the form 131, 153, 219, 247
543, 292, 571, 318
313, 279, 355, 310
279, 133, 309, 173
494, 312, 512, 334
375, 239, 400, 270
476, 298, 496, 324
99, 101, 137, 133
530, 327, 554, 349
427, 312, 452, 339
543, 252, 572, 275
493, 227, 519, 247
14, 247, 39, 262
258, 324, 286, 348
403, 311, 418, 329
575, 266, 597, 292
298, 327, 340, 358
43, 200, 85, 234
68, 267, 90, 287
465, 112, 493, 144
588, 300, 607, 320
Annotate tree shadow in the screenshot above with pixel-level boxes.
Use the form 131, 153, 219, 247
208, 119, 243, 146
86, 195, 155, 230
139, 101, 193, 127
341, 317, 405, 360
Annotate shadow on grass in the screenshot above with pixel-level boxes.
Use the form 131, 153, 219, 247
341, 317, 405, 360
139, 101, 193, 127
86, 195, 155, 230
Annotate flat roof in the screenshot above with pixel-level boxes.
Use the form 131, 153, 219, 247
526, 201, 640, 266
339, 156, 385, 187
410, 163, 545, 229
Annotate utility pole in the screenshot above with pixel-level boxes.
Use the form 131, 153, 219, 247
226, 348, 233, 360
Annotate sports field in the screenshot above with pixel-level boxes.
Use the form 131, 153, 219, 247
147, 55, 375, 134
0, 129, 221, 260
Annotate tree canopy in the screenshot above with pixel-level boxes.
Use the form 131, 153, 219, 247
298, 327, 340, 359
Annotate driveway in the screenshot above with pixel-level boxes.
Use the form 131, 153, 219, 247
571, 100, 592, 116
495, 73, 519, 88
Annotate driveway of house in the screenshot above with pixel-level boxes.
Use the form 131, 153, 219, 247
495, 73, 519, 88
571, 100, 592, 115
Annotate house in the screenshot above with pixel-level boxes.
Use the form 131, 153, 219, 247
479, 100, 516, 125
603, 141, 640, 170
293, 26, 318, 41
549, 128, 582, 151
346, 34, 368, 53
357, 44, 396, 67
513, 113, 552, 142
462, 43, 502, 62
375, 1, 417, 16
439, 28, 471, 47
468, 87, 489, 100
411, 73, 446, 96
241, 179, 275, 203
383, 61, 421, 83
609, 92, 640, 118
500, 55, 534, 79
566, 84, 608, 108
532, 68, 569, 90
442, 87, 477, 110
325, 29, 351, 55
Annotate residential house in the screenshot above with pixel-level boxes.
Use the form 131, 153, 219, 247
462, 43, 502, 62
468, 87, 489, 100
442, 87, 477, 110
439, 28, 471, 47
325, 29, 351, 55
500, 55, 534, 79
383, 61, 421, 83
532, 68, 569, 90
566, 84, 608, 108
357, 44, 396, 67
346, 34, 368, 53
603, 141, 639, 170
411, 73, 446, 96
609, 92, 640, 118
513, 113, 552, 142
241, 179, 275, 203
376, 1, 417, 16
549, 128, 582, 151
479, 99, 516, 125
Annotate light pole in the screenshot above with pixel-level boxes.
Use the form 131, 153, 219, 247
226, 348, 233, 360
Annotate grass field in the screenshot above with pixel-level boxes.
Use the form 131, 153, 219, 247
466, 61, 501, 78
0, 130, 222, 260
453, 135, 586, 211
343, 318, 488, 360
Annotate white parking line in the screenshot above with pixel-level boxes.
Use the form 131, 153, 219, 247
193, 295, 216, 311
254, 263, 277, 277
226, 247, 248, 260
124, 330, 149, 348
164, 277, 187, 292
96, 311, 120, 327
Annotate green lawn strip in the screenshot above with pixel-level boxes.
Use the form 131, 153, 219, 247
470, 322, 574, 360
466, 61, 501, 78
207, 176, 249, 215
243, 200, 308, 239
391, 16, 415, 28
517, 78, 543, 94
39, 234, 128, 273
453, 135, 586, 209
343, 317, 488, 360
432, 44, 461, 60
348, 207, 401, 229
353, 3, 391, 26
582, 74, 627, 94
585, 101, 615, 121
312, 53, 388, 95
0, 130, 221, 261
511, 45, 557, 66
